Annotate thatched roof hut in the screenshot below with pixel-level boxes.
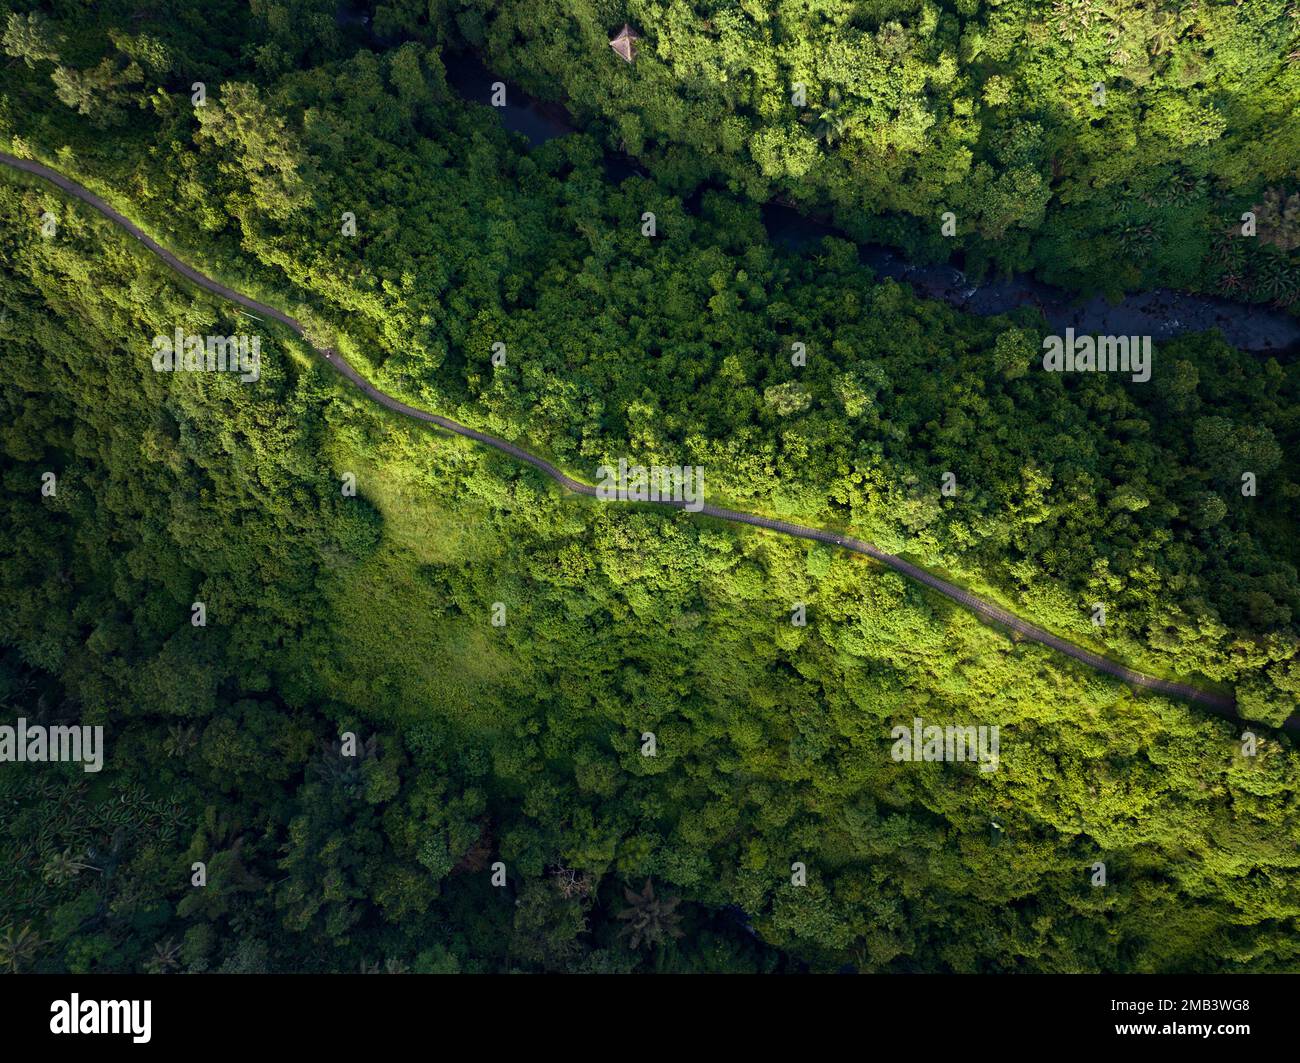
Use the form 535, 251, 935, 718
609, 24, 639, 63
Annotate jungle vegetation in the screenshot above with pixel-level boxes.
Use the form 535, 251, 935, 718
0, 0, 1297, 973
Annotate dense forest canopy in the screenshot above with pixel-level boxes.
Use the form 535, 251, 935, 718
0, 0, 1297, 974
442, 0, 1300, 300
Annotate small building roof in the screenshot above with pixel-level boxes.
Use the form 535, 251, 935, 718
610, 24, 639, 63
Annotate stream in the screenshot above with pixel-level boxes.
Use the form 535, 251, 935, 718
442, 51, 1300, 355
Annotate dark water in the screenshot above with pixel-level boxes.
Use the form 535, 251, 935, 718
765, 206, 1300, 353
442, 53, 576, 148
445, 49, 1300, 355
442, 52, 647, 183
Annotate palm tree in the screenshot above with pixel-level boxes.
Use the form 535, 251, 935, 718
1100, 1, 1126, 44
146, 938, 181, 974
1114, 221, 1155, 252
813, 89, 849, 146
41, 847, 101, 886
310, 735, 378, 795
0, 924, 42, 972
164, 723, 198, 758
1217, 270, 1245, 296
1254, 257, 1300, 302
616, 879, 684, 951
1052, 0, 1099, 42
1209, 228, 1239, 265
1162, 171, 1206, 208
1148, 10, 1180, 56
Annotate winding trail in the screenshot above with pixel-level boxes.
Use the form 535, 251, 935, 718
2, 150, 1247, 720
